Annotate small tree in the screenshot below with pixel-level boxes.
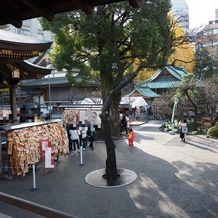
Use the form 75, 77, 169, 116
195, 47, 218, 78
175, 74, 205, 130
201, 74, 218, 118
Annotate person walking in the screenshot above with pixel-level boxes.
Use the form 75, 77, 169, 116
120, 114, 128, 134
87, 127, 95, 150
81, 127, 88, 150
126, 114, 130, 132
63, 123, 71, 154
69, 129, 80, 153
178, 119, 187, 142
128, 128, 135, 146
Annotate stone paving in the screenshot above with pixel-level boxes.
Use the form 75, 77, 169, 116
0, 120, 218, 218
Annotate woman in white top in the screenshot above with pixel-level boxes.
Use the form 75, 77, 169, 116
69, 129, 80, 152
81, 127, 88, 150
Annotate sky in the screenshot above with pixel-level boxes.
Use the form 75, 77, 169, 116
188, 0, 218, 29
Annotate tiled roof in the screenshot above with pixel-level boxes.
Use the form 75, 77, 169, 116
19, 77, 70, 87
147, 80, 180, 89
134, 65, 189, 97
165, 66, 187, 80
135, 87, 160, 98
19, 76, 100, 88
136, 65, 187, 87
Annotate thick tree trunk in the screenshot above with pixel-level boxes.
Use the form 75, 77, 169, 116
109, 91, 121, 138
100, 112, 120, 180
100, 69, 121, 180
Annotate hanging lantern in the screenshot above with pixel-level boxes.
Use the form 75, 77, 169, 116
10, 68, 20, 85
12, 68, 20, 79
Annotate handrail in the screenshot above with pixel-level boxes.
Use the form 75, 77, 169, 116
0, 192, 79, 218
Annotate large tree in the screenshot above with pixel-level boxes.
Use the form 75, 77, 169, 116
167, 25, 195, 73
40, 1, 181, 180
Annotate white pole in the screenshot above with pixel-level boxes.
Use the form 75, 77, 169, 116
171, 98, 178, 129
79, 145, 83, 166
30, 164, 37, 191
48, 76, 52, 120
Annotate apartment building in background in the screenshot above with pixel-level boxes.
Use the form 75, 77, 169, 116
196, 9, 218, 58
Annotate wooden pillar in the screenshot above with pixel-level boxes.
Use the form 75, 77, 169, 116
10, 85, 17, 122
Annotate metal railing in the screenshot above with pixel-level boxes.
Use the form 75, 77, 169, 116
0, 192, 79, 218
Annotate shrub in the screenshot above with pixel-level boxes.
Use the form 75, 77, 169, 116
207, 126, 218, 138
173, 128, 179, 133
191, 131, 198, 135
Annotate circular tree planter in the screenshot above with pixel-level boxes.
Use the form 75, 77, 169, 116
85, 168, 137, 188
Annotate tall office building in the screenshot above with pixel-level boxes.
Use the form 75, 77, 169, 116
0, 18, 53, 41
0, 18, 53, 66
171, 0, 189, 32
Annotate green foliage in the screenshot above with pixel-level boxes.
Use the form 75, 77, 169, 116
175, 74, 204, 131
40, 1, 174, 88
191, 131, 198, 135
176, 74, 200, 99
195, 48, 218, 80
40, 1, 180, 138
160, 120, 179, 133
207, 126, 218, 138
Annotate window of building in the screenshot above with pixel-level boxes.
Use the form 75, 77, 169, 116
203, 29, 213, 36
206, 41, 213, 46
17, 28, 31, 36
213, 41, 218, 46
213, 28, 218, 34
22, 20, 31, 28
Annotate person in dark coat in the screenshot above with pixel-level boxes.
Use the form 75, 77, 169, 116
120, 115, 128, 134
87, 128, 95, 150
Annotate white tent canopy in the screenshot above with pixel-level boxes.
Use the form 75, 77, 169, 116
80, 98, 102, 104
120, 96, 147, 108
79, 96, 147, 108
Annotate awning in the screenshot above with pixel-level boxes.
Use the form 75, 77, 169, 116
0, 0, 139, 28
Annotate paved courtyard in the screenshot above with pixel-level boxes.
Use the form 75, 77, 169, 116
0, 120, 218, 218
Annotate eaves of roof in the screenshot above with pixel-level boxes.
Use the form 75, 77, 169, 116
0, 0, 139, 28
147, 80, 180, 89
0, 29, 52, 52
135, 86, 160, 98
19, 77, 71, 88
19, 76, 100, 88
136, 65, 187, 87
165, 66, 187, 80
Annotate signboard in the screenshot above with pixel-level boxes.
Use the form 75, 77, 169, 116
40, 140, 54, 169
182, 127, 188, 133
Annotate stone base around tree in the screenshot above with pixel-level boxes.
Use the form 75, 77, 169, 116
85, 168, 137, 188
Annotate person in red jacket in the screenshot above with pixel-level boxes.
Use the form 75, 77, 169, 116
128, 128, 135, 146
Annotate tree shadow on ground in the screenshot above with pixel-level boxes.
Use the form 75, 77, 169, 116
114, 140, 218, 217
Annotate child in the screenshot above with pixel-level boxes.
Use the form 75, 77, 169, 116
128, 128, 135, 146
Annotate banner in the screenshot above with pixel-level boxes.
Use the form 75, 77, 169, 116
40, 140, 54, 169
